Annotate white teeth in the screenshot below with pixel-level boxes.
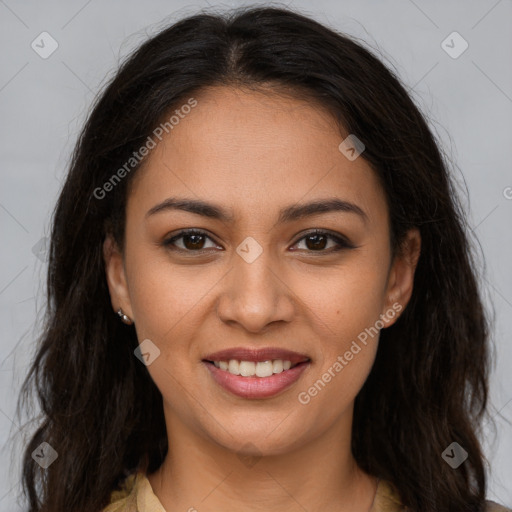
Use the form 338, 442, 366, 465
272, 360, 283, 373
212, 359, 299, 377
255, 361, 273, 377
228, 359, 240, 375
239, 361, 255, 376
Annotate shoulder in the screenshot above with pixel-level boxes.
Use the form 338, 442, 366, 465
484, 500, 512, 512
371, 479, 407, 511
101, 472, 139, 512
101, 471, 166, 512
372, 480, 512, 512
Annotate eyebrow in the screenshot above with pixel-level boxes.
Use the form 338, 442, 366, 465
145, 196, 368, 224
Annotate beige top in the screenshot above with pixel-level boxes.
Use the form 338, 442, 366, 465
102, 471, 511, 512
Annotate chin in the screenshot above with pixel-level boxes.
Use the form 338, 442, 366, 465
201, 415, 309, 458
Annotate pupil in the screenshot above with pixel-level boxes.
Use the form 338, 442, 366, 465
306, 234, 327, 250
184, 234, 204, 250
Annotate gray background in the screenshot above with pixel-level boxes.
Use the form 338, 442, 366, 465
1, 0, 511, 510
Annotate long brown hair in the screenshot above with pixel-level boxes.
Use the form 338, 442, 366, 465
16, 5, 495, 511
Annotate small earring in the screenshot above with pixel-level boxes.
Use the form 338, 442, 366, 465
117, 308, 133, 325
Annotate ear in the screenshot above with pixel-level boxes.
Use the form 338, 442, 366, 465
103, 234, 134, 321
380, 228, 421, 328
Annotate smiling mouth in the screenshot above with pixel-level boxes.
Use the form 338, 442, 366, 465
203, 359, 310, 378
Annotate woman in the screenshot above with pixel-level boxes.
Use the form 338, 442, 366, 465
16, 5, 511, 512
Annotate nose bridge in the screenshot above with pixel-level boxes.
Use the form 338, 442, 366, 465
217, 237, 294, 332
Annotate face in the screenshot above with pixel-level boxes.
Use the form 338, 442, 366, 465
104, 85, 420, 457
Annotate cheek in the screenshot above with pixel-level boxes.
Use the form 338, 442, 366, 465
291, 254, 387, 406
296, 268, 384, 412
334, 247, 390, 336
292, 258, 388, 347
297, 343, 377, 429
125, 253, 204, 415
125, 245, 209, 342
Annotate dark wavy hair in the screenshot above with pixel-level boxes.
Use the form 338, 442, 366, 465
15, 4, 497, 511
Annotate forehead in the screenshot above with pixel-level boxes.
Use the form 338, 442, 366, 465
127, 86, 387, 226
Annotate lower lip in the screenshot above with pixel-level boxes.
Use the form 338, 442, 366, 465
203, 361, 310, 399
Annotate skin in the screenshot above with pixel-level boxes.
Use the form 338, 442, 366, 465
104, 85, 421, 512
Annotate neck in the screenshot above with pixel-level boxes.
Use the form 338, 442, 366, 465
147, 405, 378, 512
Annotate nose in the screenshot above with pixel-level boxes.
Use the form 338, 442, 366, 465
216, 244, 295, 333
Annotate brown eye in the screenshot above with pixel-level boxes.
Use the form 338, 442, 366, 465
181, 233, 206, 250
163, 228, 354, 255
163, 230, 219, 252
304, 233, 328, 250
292, 229, 354, 253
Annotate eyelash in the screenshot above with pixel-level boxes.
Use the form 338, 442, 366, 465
162, 228, 355, 254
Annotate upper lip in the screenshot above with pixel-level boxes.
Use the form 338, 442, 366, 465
203, 347, 310, 364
